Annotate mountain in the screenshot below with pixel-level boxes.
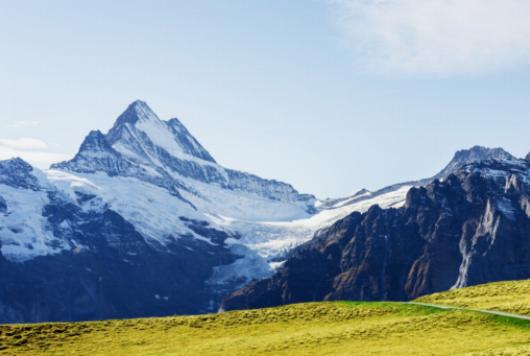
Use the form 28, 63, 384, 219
49, 101, 317, 285
434, 145, 516, 179
1, 99, 528, 323
221, 155, 530, 311
52, 101, 314, 206
0, 101, 318, 322
250, 145, 520, 261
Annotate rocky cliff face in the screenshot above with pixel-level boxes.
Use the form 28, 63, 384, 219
222, 158, 530, 311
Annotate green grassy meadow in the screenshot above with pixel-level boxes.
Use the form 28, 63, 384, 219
2, 281, 530, 355
417, 279, 530, 317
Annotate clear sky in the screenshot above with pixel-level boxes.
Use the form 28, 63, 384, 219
2, 0, 530, 198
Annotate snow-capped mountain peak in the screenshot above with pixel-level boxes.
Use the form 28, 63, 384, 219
79, 130, 112, 152
51, 129, 133, 176
112, 100, 160, 126
452, 145, 514, 162
435, 145, 516, 178
0, 158, 44, 191
106, 100, 215, 165
54, 101, 315, 211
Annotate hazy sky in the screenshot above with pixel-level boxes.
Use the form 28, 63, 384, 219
2, 0, 530, 198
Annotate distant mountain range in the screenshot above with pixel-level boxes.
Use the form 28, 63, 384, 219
0, 100, 528, 322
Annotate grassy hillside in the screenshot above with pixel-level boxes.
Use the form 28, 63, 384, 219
1, 303, 529, 355
2, 280, 530, 355
417, 279, 530, 316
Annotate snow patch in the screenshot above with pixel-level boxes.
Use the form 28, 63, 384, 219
47, 170, 204, 245
0, 185, 68, 262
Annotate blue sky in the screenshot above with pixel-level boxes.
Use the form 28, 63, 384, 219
2, 0, 530, 198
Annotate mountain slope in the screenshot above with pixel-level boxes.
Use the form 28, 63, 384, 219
416, 279, 530, 316
0, 101, 318, 322
48, 101, 317, 288
270, 145, 520, 252
3, 280, 530, 355
222, 156, 530, 310
0, 158, 239, 322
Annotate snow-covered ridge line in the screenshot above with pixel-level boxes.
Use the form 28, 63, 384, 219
53, 100, 315, 209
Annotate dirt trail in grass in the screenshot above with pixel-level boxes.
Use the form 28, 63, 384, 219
408, 302, 530, 321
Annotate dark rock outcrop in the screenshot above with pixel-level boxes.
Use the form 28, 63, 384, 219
0, 195, 6, 213
222, 159, 530, 311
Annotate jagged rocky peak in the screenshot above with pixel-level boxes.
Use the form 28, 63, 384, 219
452, 145, 514, 162
0, 158, 42, 190
0, 157, 33, 174
49, 101, 312, 205
106, 100, 216, 163
53, 100, 217, 176
113, 100, 159, 126
436, 145, 516, 178
106, 100, 165, 145
525, 151, 530, 162
79, 130, 113, 152
51, 129, 129, 175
